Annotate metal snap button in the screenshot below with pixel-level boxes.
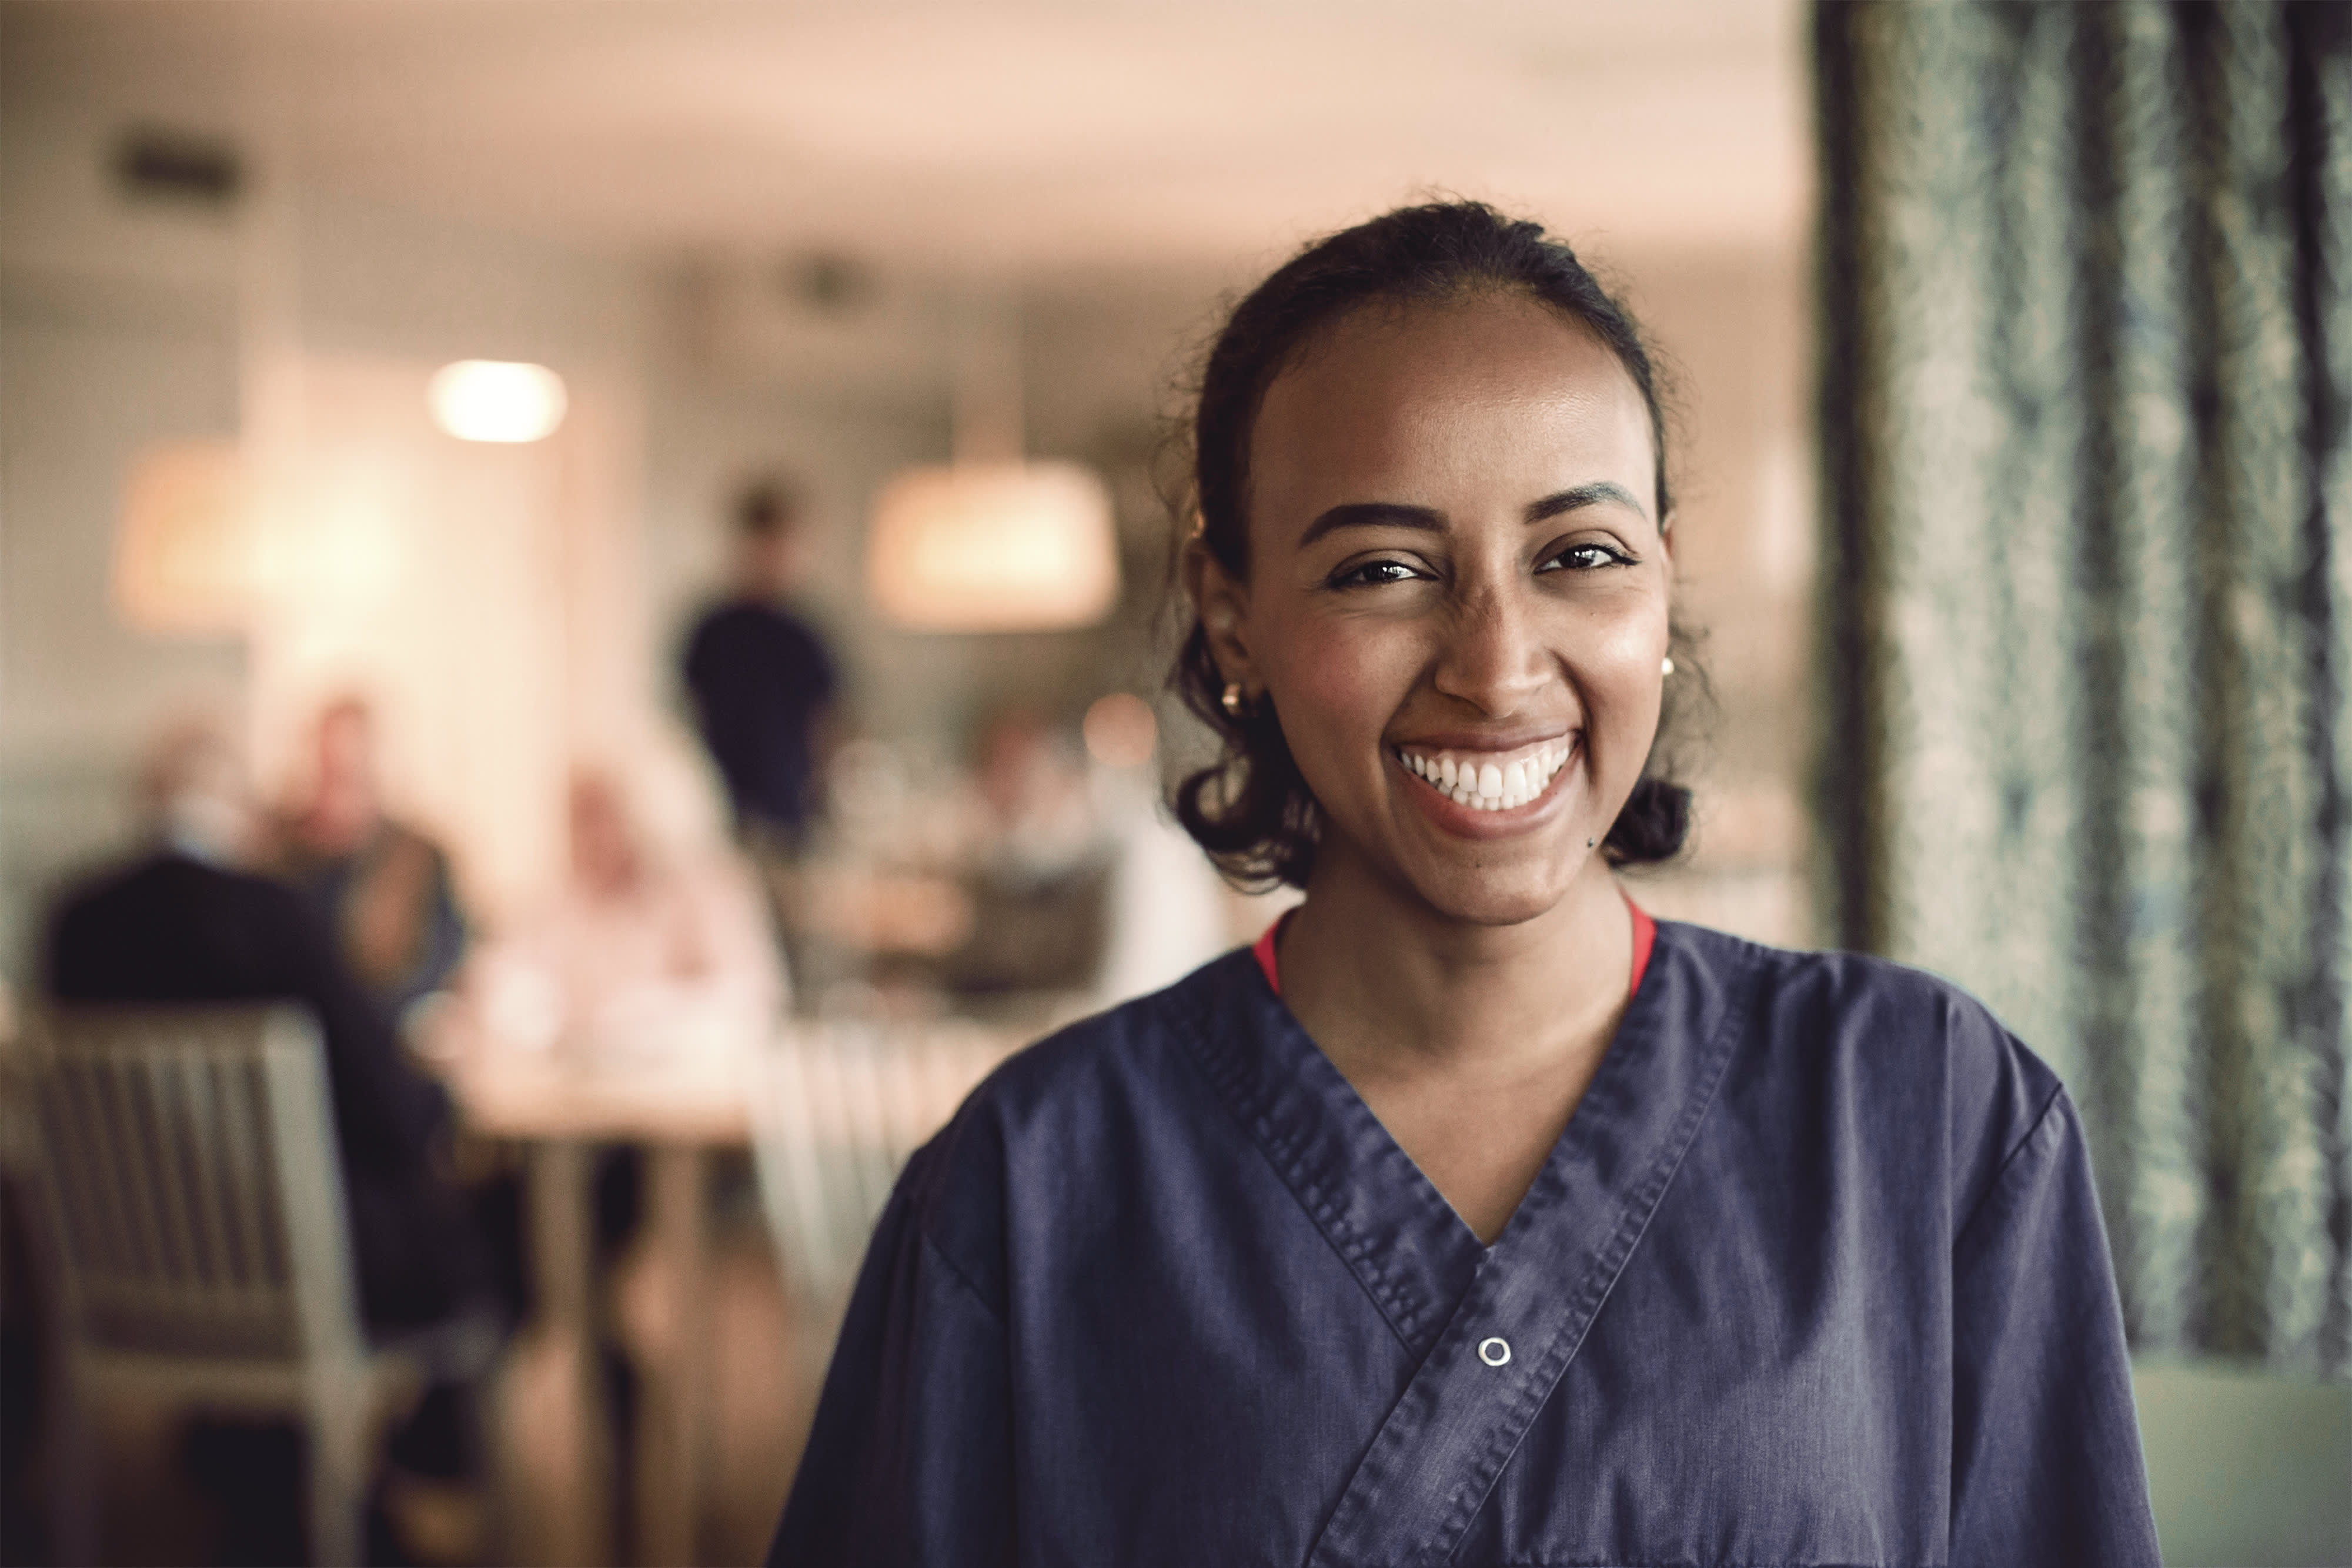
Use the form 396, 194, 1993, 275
1477, 1336, 1511, 1368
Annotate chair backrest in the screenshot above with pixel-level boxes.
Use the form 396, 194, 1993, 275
749, 1019, 1022, 1307
31, 1003, 366, 1368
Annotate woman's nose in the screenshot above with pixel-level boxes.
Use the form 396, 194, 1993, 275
1430, 586, 1549, 716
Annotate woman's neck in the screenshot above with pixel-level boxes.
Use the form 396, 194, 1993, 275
1279, 848, 1633, 1083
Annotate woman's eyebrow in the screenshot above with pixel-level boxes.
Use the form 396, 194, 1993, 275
1525, 481, 1645, 524
1297, 501, 1443, 547
1299, 483, 1647, 548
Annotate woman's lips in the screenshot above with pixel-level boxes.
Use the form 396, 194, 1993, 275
1392, 737, 1574, 813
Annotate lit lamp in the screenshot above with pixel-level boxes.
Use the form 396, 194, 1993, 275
427, 360, 568, 443
867, 460, 1117, 631
868, 293, 1120, 633
112, 440, 258, 634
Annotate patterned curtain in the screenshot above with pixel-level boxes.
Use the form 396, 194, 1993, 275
1815, 2, 2351, 1377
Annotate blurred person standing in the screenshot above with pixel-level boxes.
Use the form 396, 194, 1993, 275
681, 482, 839, 987
44, 717, 506, 1560
682, 480, 839, 849
276, 694, 469, 1029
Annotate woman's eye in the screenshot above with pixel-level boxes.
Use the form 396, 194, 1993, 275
1331, 559, 1422, 588
1541, 542, 1631, 573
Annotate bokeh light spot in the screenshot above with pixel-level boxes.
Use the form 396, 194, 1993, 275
1084, 692, 1158, 769
428, 360, 569, 443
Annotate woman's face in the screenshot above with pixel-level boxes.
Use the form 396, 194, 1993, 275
1198, 290, 1671, 925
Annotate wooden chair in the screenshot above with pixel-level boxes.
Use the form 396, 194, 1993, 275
29, 1002, 492, 1567
747, 1019, 1020, 1332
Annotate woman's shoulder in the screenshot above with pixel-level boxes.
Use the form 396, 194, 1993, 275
887, 950, 1259, 1292
1652, 918, 2069, 1192
902, 952, 1254, 1161
955, 950, 1257, 1126
1659, 918, 2049, 1066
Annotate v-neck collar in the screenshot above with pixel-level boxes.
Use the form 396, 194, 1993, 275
1181, 947, 1481, 1354
1184, 922, 1758, 1565
1179, 920, 1754, 1364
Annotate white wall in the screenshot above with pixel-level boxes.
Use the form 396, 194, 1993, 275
1608, 243, 1816, 947
0, 79, 659, 977
0, 67, 248, 979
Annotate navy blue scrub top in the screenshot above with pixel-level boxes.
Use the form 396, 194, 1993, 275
771, 918, 2160, 1567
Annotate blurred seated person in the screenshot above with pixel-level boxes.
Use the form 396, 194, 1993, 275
456, 767, 779, 1452
938, 711, 1114, 998
48, 718, 497, 1329
44, 718, 506, 1559
275, 694, 467, 1028
465, 766, 783, 1066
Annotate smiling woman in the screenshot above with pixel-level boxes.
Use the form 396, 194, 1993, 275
770, 205, 2161, 1568
1174, 204, 1692, 897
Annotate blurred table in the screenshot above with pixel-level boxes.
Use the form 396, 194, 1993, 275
449, 1049, 750, 1568
445, 1019, 1034, 1567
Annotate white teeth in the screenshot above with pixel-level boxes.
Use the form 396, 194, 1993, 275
1398, 740, 1576, 811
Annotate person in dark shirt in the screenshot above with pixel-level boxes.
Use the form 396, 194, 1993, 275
46, 720, 489, 1332
45, 720, 504, 1560
681, 480, 839, 852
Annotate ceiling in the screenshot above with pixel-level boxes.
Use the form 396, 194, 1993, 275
2, 0, 1809, 276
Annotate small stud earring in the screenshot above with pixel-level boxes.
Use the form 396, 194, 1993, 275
1221, 683, 1246, 717
1661, 656, 1676, 677
1586, 837, 1597, 849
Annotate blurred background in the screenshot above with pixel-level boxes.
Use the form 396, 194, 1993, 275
0, 2, 2344, 1564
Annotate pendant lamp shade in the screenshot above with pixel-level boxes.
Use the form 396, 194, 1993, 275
867, 460, 1118, 632
112, 440, 259, 634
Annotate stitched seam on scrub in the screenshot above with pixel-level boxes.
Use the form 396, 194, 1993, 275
1171, 984, 1431, 1357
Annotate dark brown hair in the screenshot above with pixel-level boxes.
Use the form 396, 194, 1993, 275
734, 480, 802, 540
1170, 200, 1696, 890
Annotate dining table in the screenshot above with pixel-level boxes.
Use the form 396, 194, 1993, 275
447, 1042, 751, 1568
439, 1011, 1038, 1568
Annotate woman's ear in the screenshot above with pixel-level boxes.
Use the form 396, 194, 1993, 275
1182, 537, 1259, 693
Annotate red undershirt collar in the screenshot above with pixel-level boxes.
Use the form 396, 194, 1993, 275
1252, 894, 1656, 1002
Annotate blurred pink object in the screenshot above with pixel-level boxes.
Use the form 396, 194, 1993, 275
470, 768, 783, 1065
